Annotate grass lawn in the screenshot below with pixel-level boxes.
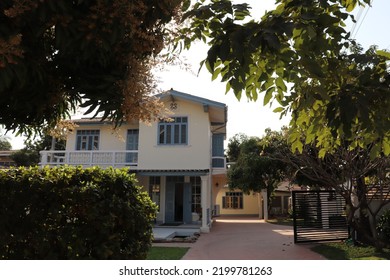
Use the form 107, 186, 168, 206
311, 242, 390, 260
146, 247, 190, 260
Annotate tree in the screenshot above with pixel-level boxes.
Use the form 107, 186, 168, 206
178, 0, 390, 156
226, 133, 247, 162
0, 139, 12, 151
264, 130, 390, 249
0, 129, 12, 150
0, 0, 182, 135
227, 130, 290, 215
11, 133, 66, 166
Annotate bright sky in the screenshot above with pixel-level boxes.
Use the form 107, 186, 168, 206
5, 0, 390, 150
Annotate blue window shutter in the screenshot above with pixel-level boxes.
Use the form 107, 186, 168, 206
212, 134, 224, 156
212, 134, 225, 167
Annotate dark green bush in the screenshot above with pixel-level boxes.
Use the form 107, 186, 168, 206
0, 166, 157, 259
377, 209, 390, 244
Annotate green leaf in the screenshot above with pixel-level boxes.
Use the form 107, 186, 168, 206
382, 138, 390, 156
292, 139, 303, 153
275, 77, 287, 92
273, 107, 284, 113
302, 59, 325, 78
370, 142, 381, 160
376, 50, 390, 60
318, 148, 327, 158
263, 86, 275, 106
341, 0, 358, 12
182, 0, 191, 12
211, 67, 222, 81
225, 81, 232, 94
264, 33, 280, 51
205, 59, 213, 73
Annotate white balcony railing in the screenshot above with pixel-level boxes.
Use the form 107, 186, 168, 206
39, 150, 138, 168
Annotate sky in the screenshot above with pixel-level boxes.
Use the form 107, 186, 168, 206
5, 0, 390, 150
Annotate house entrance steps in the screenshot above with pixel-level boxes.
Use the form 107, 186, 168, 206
152, 223, 201, 241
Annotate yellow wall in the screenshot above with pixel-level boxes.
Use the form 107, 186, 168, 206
66, 123, 139, 151
137, 99, 211, 170
212, 175, 261, 216
66, 99, 212, 170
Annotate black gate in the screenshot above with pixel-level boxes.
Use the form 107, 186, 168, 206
292, 190, 349, 243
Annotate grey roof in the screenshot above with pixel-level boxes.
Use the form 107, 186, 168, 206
156, 89, 226, 109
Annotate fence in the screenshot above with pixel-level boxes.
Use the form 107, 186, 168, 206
292, 190, 349, 243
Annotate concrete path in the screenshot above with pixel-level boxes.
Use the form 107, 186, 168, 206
181, 216, 326, 260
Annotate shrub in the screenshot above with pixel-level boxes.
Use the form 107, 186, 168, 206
377, 209, 390, 244
0, 166, 157, 259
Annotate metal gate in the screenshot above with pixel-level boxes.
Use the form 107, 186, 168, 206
292, 190, 349, 243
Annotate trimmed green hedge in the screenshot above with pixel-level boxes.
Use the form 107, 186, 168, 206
0, 166, 157, 259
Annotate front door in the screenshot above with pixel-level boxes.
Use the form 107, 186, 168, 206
182, 183, 192, 224
165, 181, 176, 223
165, 177, 192, 224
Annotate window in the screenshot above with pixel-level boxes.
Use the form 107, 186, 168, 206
222, 192, 243, 209
76, 130, 100, 150
190, 176, 201, 214
158, 117, 188, 145
126, 129, 139, 163
149, 176, 161, 209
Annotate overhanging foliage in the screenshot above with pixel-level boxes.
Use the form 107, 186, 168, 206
177, 0, 390, 157
0, 0, 182, 135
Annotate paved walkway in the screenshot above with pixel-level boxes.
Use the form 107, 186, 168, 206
179, 216, 326, 260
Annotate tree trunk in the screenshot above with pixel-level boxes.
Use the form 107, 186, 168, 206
353, 177, 386, 250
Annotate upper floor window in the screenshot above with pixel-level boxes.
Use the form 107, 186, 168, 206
158, 117, 188, 145
76, 130, 100, 150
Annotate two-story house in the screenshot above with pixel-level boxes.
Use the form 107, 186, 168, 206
40, 89, 227, 232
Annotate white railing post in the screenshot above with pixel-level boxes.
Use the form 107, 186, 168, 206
64, 152, 69, 165
40, 151, 47, 166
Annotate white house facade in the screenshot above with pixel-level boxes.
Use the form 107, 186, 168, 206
39, 89, 228, 232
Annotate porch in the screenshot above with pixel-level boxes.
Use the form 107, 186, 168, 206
135, 172, 213, 233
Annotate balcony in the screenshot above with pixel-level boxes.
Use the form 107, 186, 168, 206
212, 156, 227, 174
39, 150, 138, 168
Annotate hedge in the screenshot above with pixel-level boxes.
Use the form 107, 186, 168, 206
0, 166, 157, 259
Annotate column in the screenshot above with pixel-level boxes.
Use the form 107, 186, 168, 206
200, 175, 210, 233
261, 189, 268, 221
257, 192, 263, 219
